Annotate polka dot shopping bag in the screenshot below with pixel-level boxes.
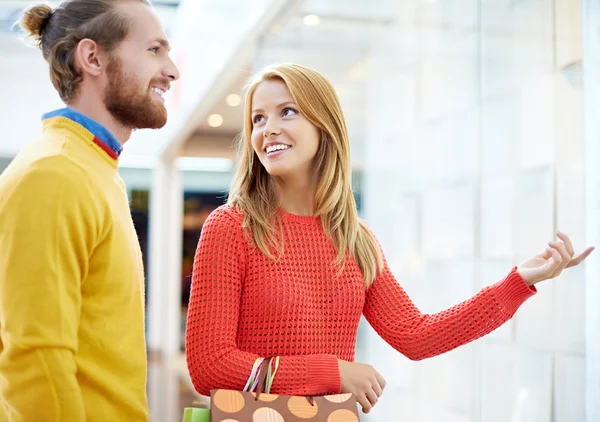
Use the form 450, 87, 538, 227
210, 357, 361, 422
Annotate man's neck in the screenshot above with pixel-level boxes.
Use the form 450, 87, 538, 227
67, 100, 132, 145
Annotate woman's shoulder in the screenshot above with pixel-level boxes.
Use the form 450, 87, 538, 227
198, 205, 249, 257
205, 204, 245, 227
199, 205, 248, 248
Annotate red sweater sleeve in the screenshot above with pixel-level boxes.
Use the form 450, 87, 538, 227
185, 207, 341, 397
363, 263, 536, 360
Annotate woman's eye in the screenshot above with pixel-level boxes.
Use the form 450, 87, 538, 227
282, 107, 298, 116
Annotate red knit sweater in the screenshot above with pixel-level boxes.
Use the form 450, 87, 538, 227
185, 205, 536, 397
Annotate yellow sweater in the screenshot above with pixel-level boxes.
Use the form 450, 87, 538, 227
0, 109, 148, 421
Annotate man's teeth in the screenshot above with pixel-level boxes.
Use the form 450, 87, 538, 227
151, 87, 165, 96
266, 144, 290, 154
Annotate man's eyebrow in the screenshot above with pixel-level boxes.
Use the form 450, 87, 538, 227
154, 38, 172, 52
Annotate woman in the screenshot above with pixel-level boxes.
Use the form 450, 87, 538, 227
185, 63, 593, 414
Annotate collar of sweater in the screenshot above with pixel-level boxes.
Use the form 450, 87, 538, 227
42, 107, 123, 160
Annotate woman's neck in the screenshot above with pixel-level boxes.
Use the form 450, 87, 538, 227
276, 173, 318, 216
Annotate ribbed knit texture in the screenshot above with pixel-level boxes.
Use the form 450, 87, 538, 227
185, 205, 536, 397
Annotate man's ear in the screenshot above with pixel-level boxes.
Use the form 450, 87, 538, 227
74, 39, 109, 77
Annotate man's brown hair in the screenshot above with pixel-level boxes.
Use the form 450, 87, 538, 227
20, 0, 150, 103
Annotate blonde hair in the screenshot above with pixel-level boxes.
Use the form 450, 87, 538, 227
228, 63, 383, 287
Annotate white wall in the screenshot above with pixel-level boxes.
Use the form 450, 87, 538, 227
582, 0, 600, 417
360, 0, 588, 421
0, 37, 64, 157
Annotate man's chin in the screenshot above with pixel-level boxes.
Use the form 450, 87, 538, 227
133, 120, 166, 131
146, 112, 167, 129
106, 93, 169, 130
145, 103, 168, 129
126, 108, 167, 130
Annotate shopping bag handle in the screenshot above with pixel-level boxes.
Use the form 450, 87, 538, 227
253, 358, 315, 406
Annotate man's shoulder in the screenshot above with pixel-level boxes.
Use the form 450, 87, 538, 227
1, 151, 87, 188
0, 150, 93, 209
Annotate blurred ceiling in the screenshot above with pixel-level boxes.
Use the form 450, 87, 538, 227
0, 0, 180, 36
180, 0, 399, 168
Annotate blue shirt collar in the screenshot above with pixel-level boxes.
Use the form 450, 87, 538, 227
42, 108, 123, 157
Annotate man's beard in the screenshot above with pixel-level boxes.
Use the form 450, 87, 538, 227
103, 56, 168, 130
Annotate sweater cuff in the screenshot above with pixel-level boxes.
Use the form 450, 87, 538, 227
493, 266, 537, 316
306, 354, 341, 395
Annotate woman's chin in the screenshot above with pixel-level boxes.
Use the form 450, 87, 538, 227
263, 164, 290, 178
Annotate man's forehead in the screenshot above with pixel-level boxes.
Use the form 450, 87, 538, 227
119, 2, 166, 37
125, 13, 170, 47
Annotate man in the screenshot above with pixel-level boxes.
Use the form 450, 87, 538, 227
0, 0, 179, 420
